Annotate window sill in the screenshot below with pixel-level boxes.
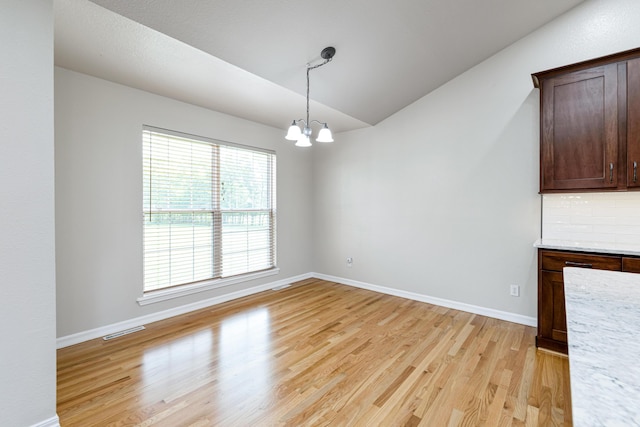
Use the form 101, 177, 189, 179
137, 268, 280, 306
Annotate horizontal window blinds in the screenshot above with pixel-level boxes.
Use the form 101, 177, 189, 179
143, 127, 276, 292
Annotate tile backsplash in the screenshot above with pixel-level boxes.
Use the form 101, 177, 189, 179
542, 192, 640, 245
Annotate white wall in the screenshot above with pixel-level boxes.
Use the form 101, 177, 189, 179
0, 1, 58, 426
312, 0, 640, 319
55, 68, 313, 337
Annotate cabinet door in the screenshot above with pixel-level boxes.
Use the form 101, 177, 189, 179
539, 270, 567, 345
628, 58, 640, 188
540, 64, 619, 191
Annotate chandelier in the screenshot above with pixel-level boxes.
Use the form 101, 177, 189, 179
285, 46, 336, 147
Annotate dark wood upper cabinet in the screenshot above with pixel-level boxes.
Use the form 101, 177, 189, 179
628, 58, 640, 189
533, 47, 640, 193
539, 65, 618, 191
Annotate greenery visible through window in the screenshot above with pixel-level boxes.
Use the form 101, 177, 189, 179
142, 127, 276, 292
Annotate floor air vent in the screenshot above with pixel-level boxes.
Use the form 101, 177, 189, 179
103, 325, 145, 341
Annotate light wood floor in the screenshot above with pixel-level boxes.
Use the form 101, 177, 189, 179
57, 278, 572, 426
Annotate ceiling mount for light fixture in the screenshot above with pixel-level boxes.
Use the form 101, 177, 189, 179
320, 46, 336, 60
285, 46, 336, 147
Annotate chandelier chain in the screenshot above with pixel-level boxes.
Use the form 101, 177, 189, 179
306, 57, 333, 126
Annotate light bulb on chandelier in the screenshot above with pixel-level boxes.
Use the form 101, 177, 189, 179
285, 47, 336, 147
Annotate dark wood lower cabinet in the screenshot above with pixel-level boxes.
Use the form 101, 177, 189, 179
623, 256, 640, 273
537, 249, 633, 354
538, 270, 567, 353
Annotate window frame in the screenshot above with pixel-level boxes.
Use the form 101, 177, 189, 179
138, 126, 278, 305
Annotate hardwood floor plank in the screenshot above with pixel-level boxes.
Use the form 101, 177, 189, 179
57, 280, 571, 426
373, 365, 416, 407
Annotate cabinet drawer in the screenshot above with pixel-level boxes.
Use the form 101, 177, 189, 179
623, 257, 640, 273
540, 250, 621, 272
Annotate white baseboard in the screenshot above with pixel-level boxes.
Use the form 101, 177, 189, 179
311, 273, 537, 327
56, 272, 313, 348
57, 271, 536, 348
31, 415, 60, 427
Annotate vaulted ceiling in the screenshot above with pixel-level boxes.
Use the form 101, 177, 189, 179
54, 0, 584, 134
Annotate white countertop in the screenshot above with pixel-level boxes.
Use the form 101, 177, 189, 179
534, 238, 640, 256
563, 267, 640, 426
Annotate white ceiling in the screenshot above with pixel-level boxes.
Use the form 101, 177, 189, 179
54, 0, 584, 134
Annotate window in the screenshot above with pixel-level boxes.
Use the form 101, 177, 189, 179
142, 127, 276, 294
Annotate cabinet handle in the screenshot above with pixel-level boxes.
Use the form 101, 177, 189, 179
565, 261, 593, 268
634, 161, 638, 183
610, 162, 614, 183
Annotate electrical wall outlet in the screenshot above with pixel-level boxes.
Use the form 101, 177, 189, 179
510, 284, 520, 297
346, 257, 353, 268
